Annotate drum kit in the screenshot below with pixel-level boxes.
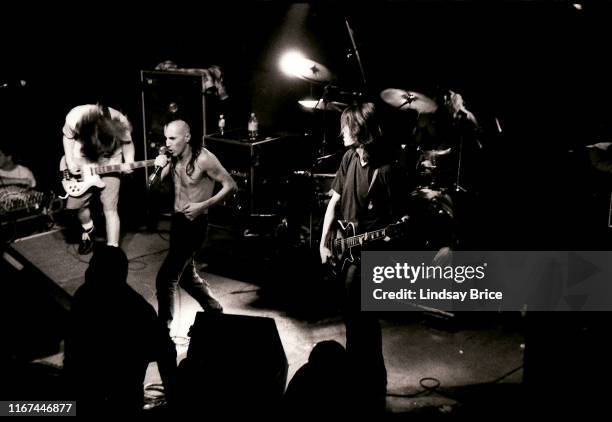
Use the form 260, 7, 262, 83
293, 56, 455, 187
292, 57, 442, 117
281, 58, 475, 245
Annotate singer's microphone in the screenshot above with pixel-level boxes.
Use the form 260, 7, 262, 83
149, 147, 170, 186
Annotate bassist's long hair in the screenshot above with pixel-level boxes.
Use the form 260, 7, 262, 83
77, 105, 131, 162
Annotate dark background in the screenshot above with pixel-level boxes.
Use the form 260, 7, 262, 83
1, 1, 611, 250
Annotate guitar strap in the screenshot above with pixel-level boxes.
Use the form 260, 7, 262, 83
367, 168, 379, 196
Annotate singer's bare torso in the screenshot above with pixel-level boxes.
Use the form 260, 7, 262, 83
172, 149, 215, 214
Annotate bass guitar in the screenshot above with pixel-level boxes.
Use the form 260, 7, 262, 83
59, 156, 155, 197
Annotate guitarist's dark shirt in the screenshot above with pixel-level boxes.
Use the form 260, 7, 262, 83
332, 149, 407, 234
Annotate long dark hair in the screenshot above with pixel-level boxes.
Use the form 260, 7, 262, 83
77, 106, 130, 161
340, 102, 391, 164
340, 102, 382, 147
185, 124, 202, 177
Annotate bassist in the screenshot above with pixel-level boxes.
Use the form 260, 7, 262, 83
62, 103, 134, 254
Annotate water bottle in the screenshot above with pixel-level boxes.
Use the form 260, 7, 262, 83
218, 114, 226, 136
248, 112, 258, 141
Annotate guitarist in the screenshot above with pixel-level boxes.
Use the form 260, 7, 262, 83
62, 104, 135, 254
319, 102, 409, 415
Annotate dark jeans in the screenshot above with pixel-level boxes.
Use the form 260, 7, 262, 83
156, 213, 211, 326
343, 263, 387, 413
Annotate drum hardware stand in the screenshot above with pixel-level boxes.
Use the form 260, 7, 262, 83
318, 83, 335, 158
454, 112, 472, 194
345, 16, 367, 87
455, 134, 466, 193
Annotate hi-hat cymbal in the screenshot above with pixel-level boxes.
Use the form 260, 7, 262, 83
299, 99, 347, 112
293, 58, 333, 83
380, 88, 438, 114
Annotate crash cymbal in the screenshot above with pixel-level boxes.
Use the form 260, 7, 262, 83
380, 88, 438, 114
299, 99, 347, 112
295, 58, 332, 83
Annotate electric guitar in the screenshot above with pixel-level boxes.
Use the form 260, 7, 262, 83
326, 219, 408, 277
59, 156, 156, 197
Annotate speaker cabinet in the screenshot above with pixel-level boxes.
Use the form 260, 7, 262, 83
177, 312, 288, 416
204, 129, 312, 218
140, 70, 209, 181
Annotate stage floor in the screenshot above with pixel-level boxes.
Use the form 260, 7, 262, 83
12, 226, 524, 417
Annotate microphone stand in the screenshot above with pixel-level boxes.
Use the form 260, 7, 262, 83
455, 132, 466, 193
308, 83, 333, 249
345, 17, 367, 88
319, 82, 334, 158
454, 113, 470, 193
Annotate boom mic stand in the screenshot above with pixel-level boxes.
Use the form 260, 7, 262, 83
345, 17, 367, 88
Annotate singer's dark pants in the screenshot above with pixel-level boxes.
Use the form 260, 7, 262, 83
342, 262, 387, 414
156, 213, 211, 327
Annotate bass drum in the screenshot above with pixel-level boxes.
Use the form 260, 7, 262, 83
414, 147, 457, 191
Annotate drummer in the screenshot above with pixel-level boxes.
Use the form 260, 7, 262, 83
414, 88, 478, 150
380, 87, 479, 191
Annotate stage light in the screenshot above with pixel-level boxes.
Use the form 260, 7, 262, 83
573, 3, 583, 11
279, 50, 309, 78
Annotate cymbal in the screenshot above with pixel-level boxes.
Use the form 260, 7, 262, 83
380, 88, 438, 114
299, 99, 347, 112
422, 147, 452, 157
293, 58, 333, 83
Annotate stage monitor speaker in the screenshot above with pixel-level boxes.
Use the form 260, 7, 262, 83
177, 312, 288, 416
1, 245, 71, 360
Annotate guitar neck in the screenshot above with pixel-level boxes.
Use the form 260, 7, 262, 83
342, 228, 387, 249
94, 160, 155, 175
